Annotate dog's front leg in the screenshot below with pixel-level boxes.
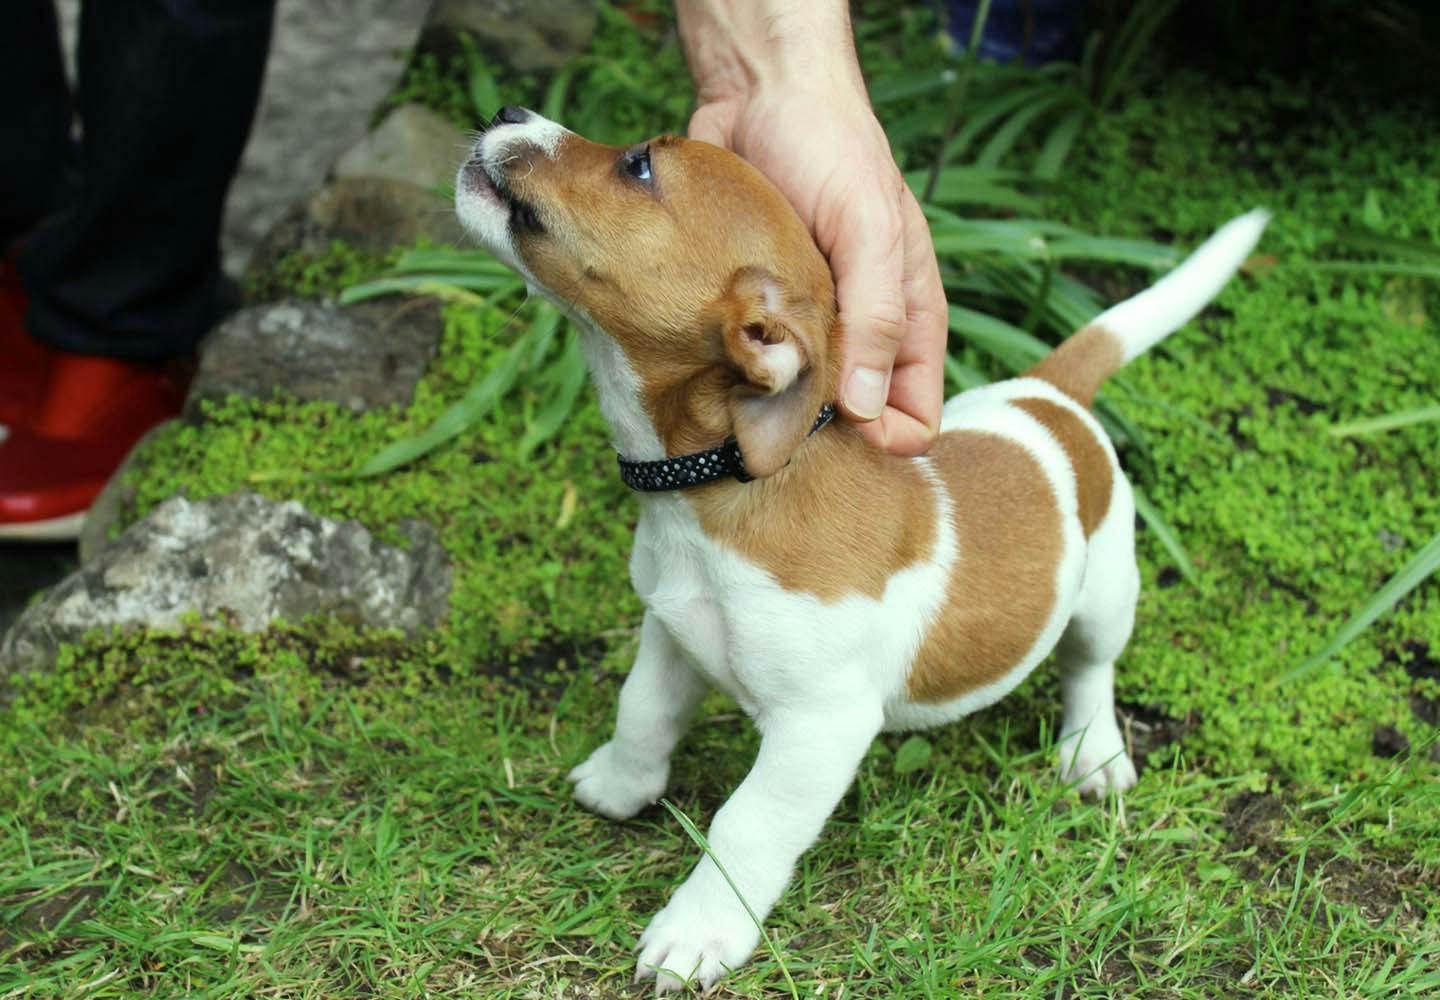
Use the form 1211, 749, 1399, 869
636, 702, 883, 993
569, 612, 708, 821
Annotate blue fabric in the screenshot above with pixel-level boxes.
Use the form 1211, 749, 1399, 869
946, 0, 1086, 64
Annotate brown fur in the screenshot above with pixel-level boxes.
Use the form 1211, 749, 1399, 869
1026, 324, 1124, 408
497, 128, 1084, 674
503, 133, 838, 461
907, 430, 1064, 703
688, 421, 936, 602
1010, 398, 1113, 537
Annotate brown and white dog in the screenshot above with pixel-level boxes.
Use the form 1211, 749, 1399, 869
455, 106, 1266, 993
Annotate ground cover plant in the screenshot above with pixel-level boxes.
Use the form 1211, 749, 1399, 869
2, 2, 1438, 996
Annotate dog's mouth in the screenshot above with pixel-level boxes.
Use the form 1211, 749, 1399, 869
461, 156, 543, 234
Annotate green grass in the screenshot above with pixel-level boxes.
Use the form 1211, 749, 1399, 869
3, 3, 1440, 996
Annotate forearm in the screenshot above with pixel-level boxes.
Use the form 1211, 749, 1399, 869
675, 0, 865, 101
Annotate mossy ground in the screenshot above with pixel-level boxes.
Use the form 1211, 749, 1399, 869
3, 5, 1438, 997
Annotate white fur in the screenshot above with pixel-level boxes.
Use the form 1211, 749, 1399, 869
1097, 209, 1269, 363
454, 115, 1261, 992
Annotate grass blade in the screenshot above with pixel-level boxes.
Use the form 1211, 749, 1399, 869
658, 800, 798, 999
1133, 486, 1199, 585
1032, 107, 1089, 180
1311, 261, 1440, 280
948, 305, 1050, 371
1327, 405, 1440, 437
517, 332, 588, 458
1283, 532, 1440, 681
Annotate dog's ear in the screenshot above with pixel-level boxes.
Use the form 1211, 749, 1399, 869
706, 267, 830, 479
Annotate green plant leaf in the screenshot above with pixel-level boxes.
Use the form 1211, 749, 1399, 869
894, 736, 933, 775
1133, 486, 1199, 586
1032, 107, 1090, 180
466, 57, 500, 121
1327, 405, 1440, 437
517, 332, 589, 458
948, 305, 1050, 371
1283, 532, 1440, 681
659, 800, 799, 999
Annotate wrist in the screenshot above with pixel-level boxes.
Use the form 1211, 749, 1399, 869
677, 0, 866, 105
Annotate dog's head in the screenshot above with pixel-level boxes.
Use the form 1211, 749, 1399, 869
455, 107, 837, 477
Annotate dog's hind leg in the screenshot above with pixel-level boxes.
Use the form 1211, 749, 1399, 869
1054, 477, 1141, 796
568, 612, 709, 820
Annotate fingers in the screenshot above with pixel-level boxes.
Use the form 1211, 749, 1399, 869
686, 103, 734, 148
828, 160, 908, 426
834, 167, 946, 456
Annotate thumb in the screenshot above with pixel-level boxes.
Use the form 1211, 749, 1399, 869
686, 103, 733, 148
829, 171, 907, 423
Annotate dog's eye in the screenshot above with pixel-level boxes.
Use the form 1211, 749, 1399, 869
623, 147, 653, 185
510, 199, 543, 233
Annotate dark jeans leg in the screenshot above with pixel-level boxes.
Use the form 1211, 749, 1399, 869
17, 0, 276, 362
0, 2, 73, 246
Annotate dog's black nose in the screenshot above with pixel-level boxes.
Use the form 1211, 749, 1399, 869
492, 105, 531, 127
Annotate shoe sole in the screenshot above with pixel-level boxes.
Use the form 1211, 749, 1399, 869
0, 511, 86, 543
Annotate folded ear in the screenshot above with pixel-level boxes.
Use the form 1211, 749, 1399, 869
707, 267, 829, 479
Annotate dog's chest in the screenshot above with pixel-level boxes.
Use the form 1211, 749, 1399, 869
627, 494, 953, 715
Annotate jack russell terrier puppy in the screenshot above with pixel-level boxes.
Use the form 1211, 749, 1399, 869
455, 105, 1267, 993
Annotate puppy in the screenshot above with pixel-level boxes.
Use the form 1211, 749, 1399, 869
455, 106, 1266, 992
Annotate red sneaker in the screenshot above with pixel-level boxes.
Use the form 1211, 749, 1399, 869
0, 351, 188, 542
0, 255, 50, 429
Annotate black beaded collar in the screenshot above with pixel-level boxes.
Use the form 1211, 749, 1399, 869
617, 403, 837, 492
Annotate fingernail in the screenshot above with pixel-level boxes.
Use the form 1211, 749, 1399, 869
845, 367, 887, 421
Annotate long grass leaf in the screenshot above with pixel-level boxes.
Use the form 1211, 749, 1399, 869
1335, 229, 1440, 263
1283, 532, 1440, 681
944, 355, 991, 392
948, 305, 1050, 370
659, 800, 798, 999
1327, 405, 1440, 437
976, 92, 1071, 169
1311, 261, 1440, 280
1133, 486, 1199, 585
1032, 107, 1089, 180
337, 274, 520, 305
869, 67, 955, 105
341, 332, 534, 480
518, 333, 588, 457
906, 166, 1042, 213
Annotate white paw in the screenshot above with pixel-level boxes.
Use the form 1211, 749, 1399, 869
1057, 725, 1138, 797
567, 742, 667, 821
636, 877, 761, 994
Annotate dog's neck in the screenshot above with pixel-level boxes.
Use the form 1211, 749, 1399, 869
570, 321, 846, 504
575, 323, 669, 461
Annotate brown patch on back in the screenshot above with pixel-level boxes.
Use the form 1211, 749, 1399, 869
907, 430, 1064, 703
1011, 398, 1113, 537
1027, 324, 1124, 407
688, 421, 936, 602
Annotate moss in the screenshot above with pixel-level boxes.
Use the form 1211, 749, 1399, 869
241, 240, 397, 305
11, 0, 1440, 857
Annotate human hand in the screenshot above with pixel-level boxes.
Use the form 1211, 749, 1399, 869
679, 8, 946, 456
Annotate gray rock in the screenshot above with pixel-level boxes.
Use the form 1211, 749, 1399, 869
186, 296, 444, 417
1, 493, 452, 678
243, 176, 466, 289
423, 0, 598, 73
78, 422, 175, 567
334, 103, 468, 192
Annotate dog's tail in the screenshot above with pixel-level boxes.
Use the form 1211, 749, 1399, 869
1027, 208, 1270, 406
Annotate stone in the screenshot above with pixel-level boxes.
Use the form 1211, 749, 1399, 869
186, 296, 445, 418
334, 103, 468, 192
243, 175, 466, 291
1, 493, 452, 680
78, 421, 175, 567
421, 0, 598, 73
